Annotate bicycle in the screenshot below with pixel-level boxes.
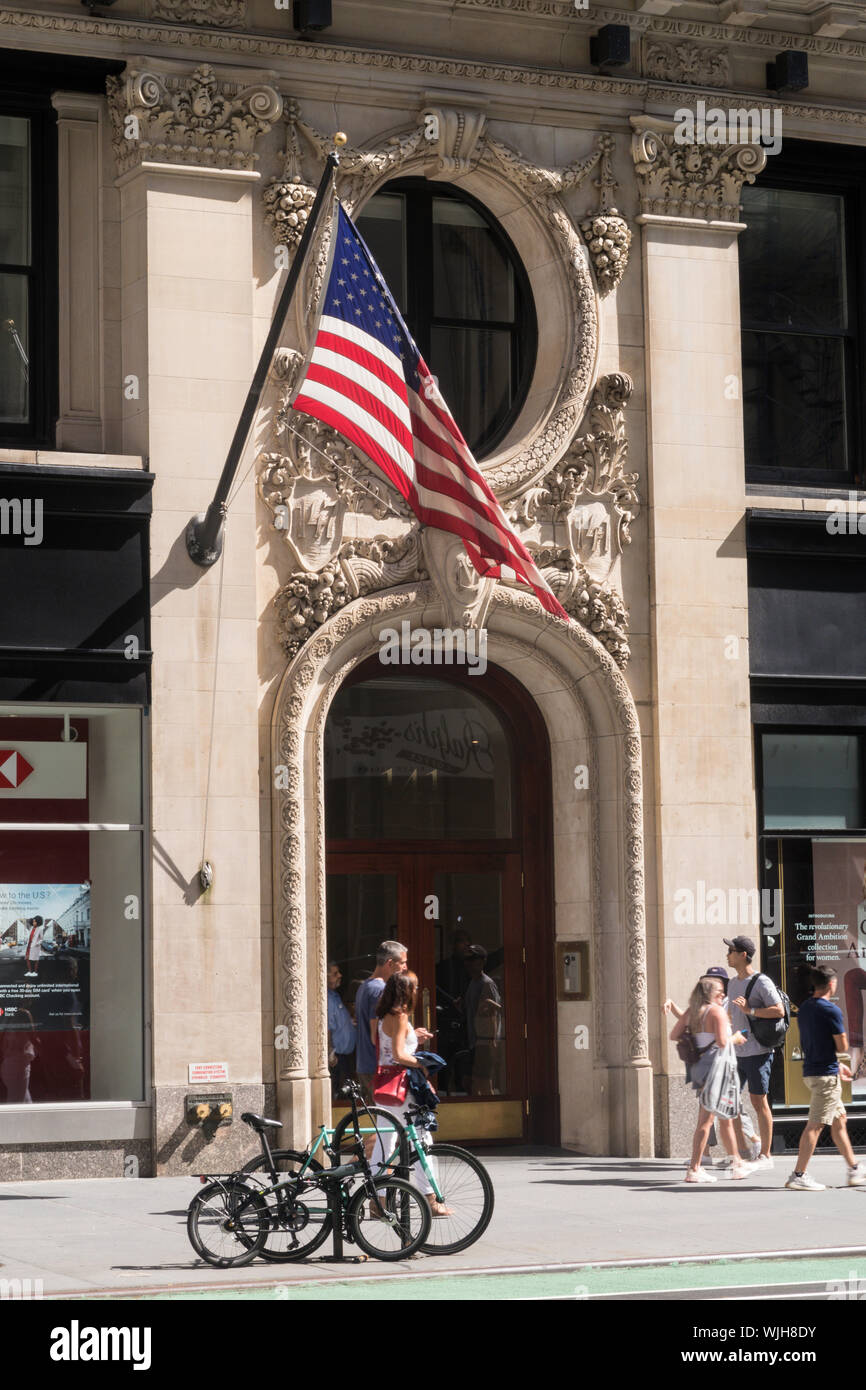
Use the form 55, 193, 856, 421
187, 1085, 431, 1268
240, 1081, 494, 1257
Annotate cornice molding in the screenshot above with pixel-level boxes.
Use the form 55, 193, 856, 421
7, 3, 866, 68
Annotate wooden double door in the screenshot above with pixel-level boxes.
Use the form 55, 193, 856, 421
327, 849, 527, 1140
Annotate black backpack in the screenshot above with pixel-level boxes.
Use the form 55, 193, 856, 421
745, 974, 791, 1049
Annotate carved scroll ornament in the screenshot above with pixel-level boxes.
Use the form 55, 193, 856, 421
107, 63, 282, 175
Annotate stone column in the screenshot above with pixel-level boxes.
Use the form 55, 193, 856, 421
109, 62, 283, 1171
630, 118, 766, 1155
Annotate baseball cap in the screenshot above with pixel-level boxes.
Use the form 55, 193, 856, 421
724, 936, 756, 955
702, 965, 729, 984
464, 944, 487, 959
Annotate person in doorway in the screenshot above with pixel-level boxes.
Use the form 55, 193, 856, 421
785, 965, 866, 1190
463, 945, 502, 1096
327, 962, 357, 1098
435, 927, 471, 1094
23, 916, 45, 978
354, 939, 432, 1099
670, 973, 752, 1182
724, 935, 784, 1169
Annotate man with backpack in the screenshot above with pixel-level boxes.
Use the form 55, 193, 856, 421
724, 935, 787, 1170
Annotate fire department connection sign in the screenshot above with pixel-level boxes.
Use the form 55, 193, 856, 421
188, 1062, 229, 1084
0, 743, 86, 799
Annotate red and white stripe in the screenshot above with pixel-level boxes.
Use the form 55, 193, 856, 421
294, 315, 568, 623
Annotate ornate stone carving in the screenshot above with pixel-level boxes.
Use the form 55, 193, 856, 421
578, 133, 631, 296
631, 114, 768, 224
508, 374, 639, 666
149, 0, 246, 25
421, 529, 497, 630
261, 399, 426, 655
272, 584, 650, 1087
419, 105, 488, 177
106, 63, 281, 176
484, 131, 608, 199
264, 100, 317, 252
272, 109, 621, 498
298, 118, 426, 217
273, 536, 427, 658
644, 39, 731, 86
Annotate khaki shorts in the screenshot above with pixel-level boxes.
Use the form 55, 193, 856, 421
805, 1074, 846, 1126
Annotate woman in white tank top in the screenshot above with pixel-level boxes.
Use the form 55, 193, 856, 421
371, 971, 450, 1215
670, 975, 751, 1183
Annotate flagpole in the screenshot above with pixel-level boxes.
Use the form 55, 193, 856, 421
185, 138, 345, 567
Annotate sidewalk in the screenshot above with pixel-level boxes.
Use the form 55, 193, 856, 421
1, 1151, 865, 1298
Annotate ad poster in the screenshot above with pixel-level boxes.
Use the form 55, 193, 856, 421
793, 841, 866, 1100
0, 883, 91, 1103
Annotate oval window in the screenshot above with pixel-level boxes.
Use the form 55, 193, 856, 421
356, 179, 537, 458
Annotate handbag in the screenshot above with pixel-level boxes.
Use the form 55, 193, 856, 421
372, 1064, 408, 1106
675, 1028, 711, 1068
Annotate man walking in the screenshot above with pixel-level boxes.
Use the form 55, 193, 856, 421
724, 935, 784, 1168
786, 965, 866, 1190
354, 939, 432, 1098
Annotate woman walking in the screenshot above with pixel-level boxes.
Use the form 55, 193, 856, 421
670, 974, 753, 1183
372, 971, 451, 1216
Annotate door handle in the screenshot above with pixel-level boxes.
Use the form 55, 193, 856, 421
422, 987, 432, 1034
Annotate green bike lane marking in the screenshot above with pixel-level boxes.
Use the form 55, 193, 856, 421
144, 1254, 866, 1301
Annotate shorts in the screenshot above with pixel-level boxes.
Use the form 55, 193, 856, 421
805, 1074, 846, 1127
737, 1051, 774, 1097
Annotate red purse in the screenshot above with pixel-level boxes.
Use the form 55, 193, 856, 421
373, 1064, 408, 1105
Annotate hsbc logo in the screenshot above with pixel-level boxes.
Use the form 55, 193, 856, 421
0, 751, 34, 790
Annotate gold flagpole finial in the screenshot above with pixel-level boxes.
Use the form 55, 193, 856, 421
333, 132, 348, 148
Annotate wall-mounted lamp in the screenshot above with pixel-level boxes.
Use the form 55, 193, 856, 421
766, 51, 809, 92
590, 25, 631, 71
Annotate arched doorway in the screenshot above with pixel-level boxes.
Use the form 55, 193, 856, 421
323, 656, 557, 1143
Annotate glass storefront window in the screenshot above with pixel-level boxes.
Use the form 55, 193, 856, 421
0, 707, 145, 1105
325, 677, 513, 841
761, 733, 863, 829
763, 836, 866, 1108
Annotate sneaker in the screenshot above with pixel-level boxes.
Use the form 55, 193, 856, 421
847, 1165, 866, 1187
785, 1171, 826, 1191
729, 1162, 754, 1181
752, 1154, 775, 1170
685, 1168, 717, 1183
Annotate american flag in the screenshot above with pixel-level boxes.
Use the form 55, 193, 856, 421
291, 202, 569, 623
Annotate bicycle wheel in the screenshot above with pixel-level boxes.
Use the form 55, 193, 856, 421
187, 1179, 269, 1268
410, 1142, 494, 1255
346, 1177, 431, 1261
240, 1151, 331, 1262
331, 1107, 406, 1174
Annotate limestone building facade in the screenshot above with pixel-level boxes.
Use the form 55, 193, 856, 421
1, 0, 865, 1177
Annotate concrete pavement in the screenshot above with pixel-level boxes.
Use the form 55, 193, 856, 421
1, 1150, 865, 1299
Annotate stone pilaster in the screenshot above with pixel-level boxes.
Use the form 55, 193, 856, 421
630, 117, 764, 1153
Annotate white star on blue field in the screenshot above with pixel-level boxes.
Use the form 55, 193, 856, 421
324, 203, 426, 396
